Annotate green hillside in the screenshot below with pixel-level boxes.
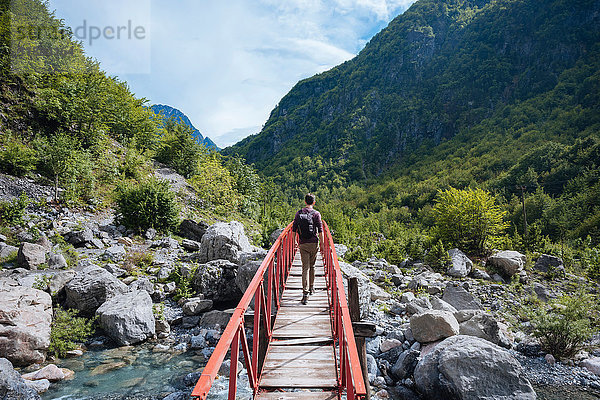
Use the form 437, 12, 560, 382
226, 0, 600, 255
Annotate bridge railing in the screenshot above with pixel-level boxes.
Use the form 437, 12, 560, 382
191, 222, 296, 400
322, 221, 367, 400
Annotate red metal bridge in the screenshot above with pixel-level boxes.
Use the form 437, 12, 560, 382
191, 221, 367, 400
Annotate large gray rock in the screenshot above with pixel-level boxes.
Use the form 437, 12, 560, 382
199, 310, 232, 328
235, 260, 264, 293
182, 298, 213, 316
66, 227, 93, 246
446, 249, 472, 278
441, 284, 482, 311
17, 243, 47, 270
534, 254, 564, 274
0, 286, 52, 366
197, 221, 256, 263
391, 349, 420, 381
65, 265, 128, 315
47, 253, 67, 269
192, 260, 243, 303
179, 219, 209, 242
410, 311, 459, 343
339, 262, 370, 318
0, 358, 41, 399
488, 250, 527, 277
455, 310, 512, 348
102, 245, 127, 262
96, 290, 155, 346
414, 335, 536, 400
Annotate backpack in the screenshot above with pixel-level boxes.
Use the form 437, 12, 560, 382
297, 209, 316, 240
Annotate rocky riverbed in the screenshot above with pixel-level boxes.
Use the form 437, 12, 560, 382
1, 173, 600, 400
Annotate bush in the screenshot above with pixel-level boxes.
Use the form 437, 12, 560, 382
115, 178, 179, 233
424, 239, 450, 272
583, 245, 600, 281
0, 136, 37, 175
526, 293, 597, 358
433, 187, 508, 254
0, 193, 29, 226
49, 306, 96, 358
155, 120, 205, 178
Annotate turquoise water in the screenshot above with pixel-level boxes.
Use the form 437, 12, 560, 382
42, 345, 203, 400
41, 343, 252, 400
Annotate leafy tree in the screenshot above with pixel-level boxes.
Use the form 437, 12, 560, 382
433, 187, 508, 254
0, 135, 37, 175
155, 119, 205, 178
190, 155, 239, 215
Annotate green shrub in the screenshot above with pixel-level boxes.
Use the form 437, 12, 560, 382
115, 178, 179, 233
0, 193, 29, 226
433, 187, 508, 254
49, 307, 96, 358
0, 136, 37, 175
189, 155, 240, 215
583, 246, 600, 281
424, 239, 451, 272
155, 120, 205, 178
526, 293, 597, 359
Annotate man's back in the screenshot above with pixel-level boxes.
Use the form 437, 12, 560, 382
293, 207, 322, 244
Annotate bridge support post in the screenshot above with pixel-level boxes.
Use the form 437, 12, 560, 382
349, 277, 371, 400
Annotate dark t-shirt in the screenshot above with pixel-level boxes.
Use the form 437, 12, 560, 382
292, 207, 323, 244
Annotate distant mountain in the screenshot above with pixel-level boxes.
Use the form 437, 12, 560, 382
225, 0, 600, 188
150, 104, 219, 150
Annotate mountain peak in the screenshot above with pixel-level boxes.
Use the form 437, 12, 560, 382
150, 104, 219, 150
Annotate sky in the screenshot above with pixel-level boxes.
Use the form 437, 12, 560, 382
47, 0, 416, 148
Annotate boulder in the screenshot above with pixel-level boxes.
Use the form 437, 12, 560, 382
534, 254, 565, 275
199, 310, 232, 328
0, 358, 41, 399
581, 357, 600, 377
179, 219, 209, 242
487, 250, 527, 277
390, 349, 420, 381
406, 297, 432, 315
414, 335, 536, 400
182, 239, 201, 252
21, 364, 71, 382
235, 260, 264, 293
446, 249, 472, 278
469, 268, 491, 280
182, 298, 213, 315
380, 339, 402, 353
96, 291, 155, 346
192, 260, 242, 303
17, 243, 47, 270
441, 284, 482, 311
66, 227, 93, 246
456, 310, 512, 348
0, 286, 52, 366
47, 253, 67, 269
410, 311, 459, 343
430, 297, 457, 313
408, 271, 444, 295
129, 277, 155, 295
197, 221, 256, 264
65, 265, 128, 315
102, 245, 127, 262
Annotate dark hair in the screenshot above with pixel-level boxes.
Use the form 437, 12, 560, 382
305, 193, 315, 205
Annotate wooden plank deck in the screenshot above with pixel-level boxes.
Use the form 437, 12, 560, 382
257, 251, 338, 399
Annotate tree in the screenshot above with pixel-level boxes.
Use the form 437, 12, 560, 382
35, 132, 81, 202
433, 187, 508, 254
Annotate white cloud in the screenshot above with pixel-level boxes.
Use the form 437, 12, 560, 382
47, 0, 416, 148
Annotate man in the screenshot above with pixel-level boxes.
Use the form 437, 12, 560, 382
292, 193, 324, 305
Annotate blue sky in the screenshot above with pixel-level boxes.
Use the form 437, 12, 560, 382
47, 0, 416, 148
